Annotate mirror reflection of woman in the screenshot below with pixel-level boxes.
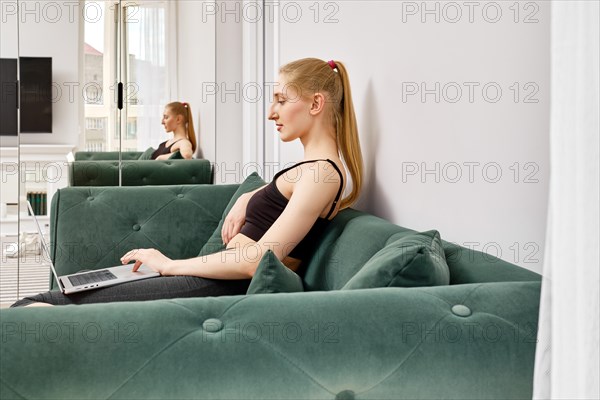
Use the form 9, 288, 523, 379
151, 101, 197, 160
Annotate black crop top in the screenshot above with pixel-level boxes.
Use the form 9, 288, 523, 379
239, 159, 344, 261
151, 139, 182, 160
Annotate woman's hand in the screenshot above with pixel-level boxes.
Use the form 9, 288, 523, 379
120, 248, 174, 275
221, 193, 251, 245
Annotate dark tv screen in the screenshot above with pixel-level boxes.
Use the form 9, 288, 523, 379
20, 57, 52, 133
0, 58, 18, 136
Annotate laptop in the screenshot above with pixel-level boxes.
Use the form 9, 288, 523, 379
27, 201, 160, 295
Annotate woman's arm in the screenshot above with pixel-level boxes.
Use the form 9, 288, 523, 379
120, 246, 262, 279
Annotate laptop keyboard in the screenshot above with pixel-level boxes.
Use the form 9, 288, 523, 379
68, 270, 118, 287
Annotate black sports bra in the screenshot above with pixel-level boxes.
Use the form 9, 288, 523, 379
151, 139, 183, 160
239, 159, 344, 261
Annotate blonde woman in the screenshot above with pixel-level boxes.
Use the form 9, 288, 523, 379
152, 101, 197, 160
12, 58, 363, 307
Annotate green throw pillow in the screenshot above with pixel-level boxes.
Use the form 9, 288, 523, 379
197, 172, 267, 257
341, 230, 450, 289
138, 147, 155, 160
168, 151, 183, 159
247, 250, 304, 294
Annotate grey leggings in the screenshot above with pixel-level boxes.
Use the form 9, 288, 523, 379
10, 275, 251, 307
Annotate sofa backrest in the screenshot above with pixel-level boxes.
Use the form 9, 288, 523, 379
69, 159, 213, 186
75, 151, 143, 161
299, 208, 541, 291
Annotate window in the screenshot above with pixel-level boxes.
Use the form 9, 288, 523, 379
126, 118, 137, 140
86, 117, 105, 130
82, 0, 170, 153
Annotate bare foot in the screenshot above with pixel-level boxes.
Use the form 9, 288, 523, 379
23, 302, 54, 307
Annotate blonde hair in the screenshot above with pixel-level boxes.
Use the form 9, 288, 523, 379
166, 101, 197, 152
279, 58, 363, 209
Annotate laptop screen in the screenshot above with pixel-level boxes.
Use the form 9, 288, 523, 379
26, 201, 63, 291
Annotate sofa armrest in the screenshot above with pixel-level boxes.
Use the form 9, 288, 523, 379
69, 159, 213, 186
0, 281, 540, 399
48, 184, 238, 289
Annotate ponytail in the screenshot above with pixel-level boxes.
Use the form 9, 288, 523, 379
331, 61, 363, 209
184, 103, 197, 152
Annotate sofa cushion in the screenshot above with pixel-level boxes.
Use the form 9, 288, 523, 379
341, 230, 450, 289
299, 209, 416, 291
247, 250, 304, 294
197, 172, 267, 257
168, 151, 183, 159
138, 147, 155, 160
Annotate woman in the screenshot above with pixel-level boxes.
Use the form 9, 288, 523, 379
151, 101, 197, 160
11, 58, 363, 307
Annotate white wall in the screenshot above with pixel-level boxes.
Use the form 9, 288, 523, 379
179, 0, 245, 184
215, 0, 244, 184
177, 0, 216, 163
275, 0, 550, 273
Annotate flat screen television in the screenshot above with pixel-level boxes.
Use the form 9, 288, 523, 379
19, 57, 52, 133
0, 58, 18, 136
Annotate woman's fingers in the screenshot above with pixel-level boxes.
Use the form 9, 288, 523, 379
227, 222, 234, 243
231, 221, 241, 238
121, 249, 141, 264
132, 260, 143, 272
119, 248, 167, 275
222, 221, 230, 244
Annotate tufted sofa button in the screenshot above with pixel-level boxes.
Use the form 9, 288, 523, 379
335, 390, 355, 400
87, 196, 94, 201
132, 224, 141, 231
451, 304, 472, 317
203, 318, 223, 333
177, 194, 184, 198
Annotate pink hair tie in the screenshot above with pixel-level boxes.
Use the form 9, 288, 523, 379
328, 60, 337, 70
182, 102, 188, 107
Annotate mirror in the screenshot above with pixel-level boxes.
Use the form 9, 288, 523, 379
0, 0, 20, 307
7, 0, 219, 306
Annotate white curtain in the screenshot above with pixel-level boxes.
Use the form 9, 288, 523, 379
533, 1, 599, 399
126, 0, 177, 150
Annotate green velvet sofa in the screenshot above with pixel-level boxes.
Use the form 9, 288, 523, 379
69, 152, 213, 186
0, 182, 541, 399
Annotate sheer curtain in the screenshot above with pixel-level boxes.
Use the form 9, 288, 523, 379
533, 1, 599, 399
125, 0, 176, 150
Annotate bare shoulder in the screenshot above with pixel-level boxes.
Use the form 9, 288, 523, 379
172, 139, 193, 150
298, 159, 345, 187
289, 159, 345, 202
